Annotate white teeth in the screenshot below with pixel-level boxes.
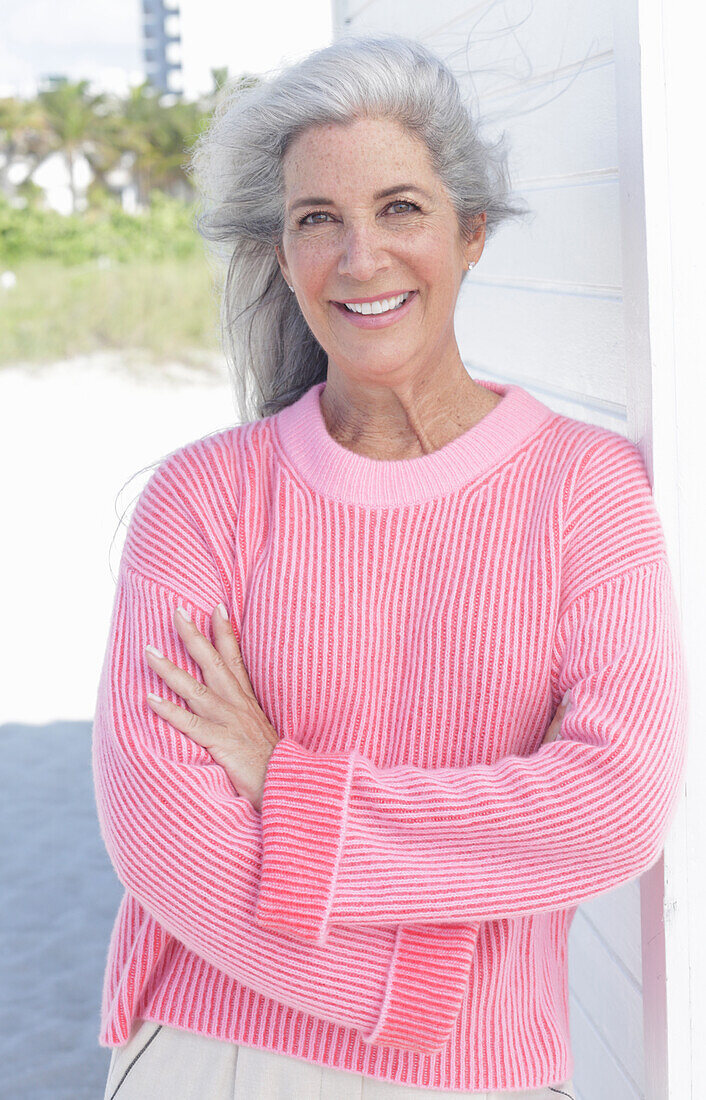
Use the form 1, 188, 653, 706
343, 292, 410, 315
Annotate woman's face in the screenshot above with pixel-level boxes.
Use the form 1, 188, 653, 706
275, 116, 485, 386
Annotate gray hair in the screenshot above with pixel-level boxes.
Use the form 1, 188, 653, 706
186, 33, 526, 422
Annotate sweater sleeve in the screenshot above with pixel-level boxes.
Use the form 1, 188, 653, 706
254, 435, 689, 945
92, 451, 479, 1055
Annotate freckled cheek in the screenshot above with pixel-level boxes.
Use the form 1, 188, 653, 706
290, 243, 337, 304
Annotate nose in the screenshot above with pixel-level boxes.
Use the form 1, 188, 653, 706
337, 222, 390, 283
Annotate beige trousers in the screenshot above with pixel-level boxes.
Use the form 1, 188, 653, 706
103, 1020, 576, 1100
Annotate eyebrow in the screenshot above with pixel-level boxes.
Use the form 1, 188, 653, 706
288, 184, 433, 213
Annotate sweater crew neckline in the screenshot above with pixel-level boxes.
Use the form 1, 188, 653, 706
274, 377, 556, 505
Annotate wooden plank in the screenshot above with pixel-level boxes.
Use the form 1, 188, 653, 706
614, 1, 696, 1094
480, 178, 622, 290
578, 878, 642, 986
569, 909, 645, 1089
569, 992, 644, 1100
455, 285, 626, 411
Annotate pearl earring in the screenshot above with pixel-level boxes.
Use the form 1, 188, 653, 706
468, 261, 476, 270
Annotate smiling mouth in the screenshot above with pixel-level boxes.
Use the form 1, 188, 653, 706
337, 291, 413, 316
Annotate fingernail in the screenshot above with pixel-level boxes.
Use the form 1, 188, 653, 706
561, 690, 571, 707
215, 602, 229, 621
176, 606, 192, 623
146, 645, 164, 659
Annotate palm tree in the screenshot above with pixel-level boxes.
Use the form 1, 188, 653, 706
2, 71, 263, 215
0, 95, 54, 199
37, 78, 109, 211
81, 95, 137, 203
113, 81, 203, 205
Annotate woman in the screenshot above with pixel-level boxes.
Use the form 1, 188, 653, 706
94, 34, 687, 1100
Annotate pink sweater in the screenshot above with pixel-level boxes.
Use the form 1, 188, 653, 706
92, 376, 688, 1093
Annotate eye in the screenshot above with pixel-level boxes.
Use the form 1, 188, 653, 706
386, 200, 420, 214
298, 210, 332, 226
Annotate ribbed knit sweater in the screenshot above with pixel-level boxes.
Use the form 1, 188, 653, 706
92, 376, 688, 1093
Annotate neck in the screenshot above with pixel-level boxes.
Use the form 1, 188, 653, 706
319, 356, 501, 461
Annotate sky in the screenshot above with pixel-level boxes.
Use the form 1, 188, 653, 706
0, 0, 334, 99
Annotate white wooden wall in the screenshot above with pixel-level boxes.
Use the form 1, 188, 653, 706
330, 4, 656, 1098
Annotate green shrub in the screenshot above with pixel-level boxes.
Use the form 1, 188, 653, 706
0, 191, 200, 266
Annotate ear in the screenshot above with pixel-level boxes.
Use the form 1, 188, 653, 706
466, 211, 487, 268
274, 243, 291, 288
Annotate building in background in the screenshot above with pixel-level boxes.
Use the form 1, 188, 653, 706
141, 0, 183, 97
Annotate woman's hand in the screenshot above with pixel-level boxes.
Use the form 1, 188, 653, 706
144, 603, 280, 811
542, 690, 572, 745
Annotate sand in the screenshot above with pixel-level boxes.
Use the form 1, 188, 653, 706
1, 350, 235, 725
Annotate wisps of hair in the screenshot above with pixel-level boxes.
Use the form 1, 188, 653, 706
185, 33, 527, 422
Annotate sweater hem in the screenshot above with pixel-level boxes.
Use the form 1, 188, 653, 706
99, 1007, 574, 1094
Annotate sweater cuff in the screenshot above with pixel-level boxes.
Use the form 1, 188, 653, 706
254, 738, 480, 1054
255, 737, 352, 945
362, 922, 481, 1053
